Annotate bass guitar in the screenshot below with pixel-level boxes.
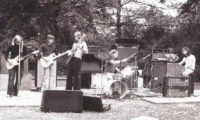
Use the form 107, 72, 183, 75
40, 50, 71, 68
66, 34, 87, 65
6, 50, 39, 70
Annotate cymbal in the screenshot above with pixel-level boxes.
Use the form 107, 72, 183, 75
94, 52, 112, 61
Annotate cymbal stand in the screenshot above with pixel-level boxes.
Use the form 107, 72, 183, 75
93, 60, 103, 97
118, 60, 122, 100
129, 56, 138, 99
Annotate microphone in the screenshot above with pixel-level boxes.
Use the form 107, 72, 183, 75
142, 54, 151, 60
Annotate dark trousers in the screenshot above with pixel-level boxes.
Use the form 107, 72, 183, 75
7, 66, 23, 96
66, 57, 82, 90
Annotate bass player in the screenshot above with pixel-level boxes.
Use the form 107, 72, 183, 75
66, 31, 88, 90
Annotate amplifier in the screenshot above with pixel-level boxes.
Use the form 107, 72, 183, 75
166, 63, 184, 76
162, 76, 191, 97
83, 95, 103, 112
41, 90, 83, 113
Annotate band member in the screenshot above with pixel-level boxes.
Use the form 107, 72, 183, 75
66, 31, 88, 90
5, 35, 27, 96
39, 34, 58, 90
178, 47, 196, 76
104, 48, 128, 73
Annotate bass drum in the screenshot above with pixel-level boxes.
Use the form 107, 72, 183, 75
91, 73, 108, 89
104, 80, 127, 99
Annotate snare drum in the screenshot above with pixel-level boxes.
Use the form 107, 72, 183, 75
121, 66, 136, 79
91, 73, 108, 89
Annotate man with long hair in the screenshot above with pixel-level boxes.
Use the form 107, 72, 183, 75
178, 47, 196, 76
5, 35, 27, 97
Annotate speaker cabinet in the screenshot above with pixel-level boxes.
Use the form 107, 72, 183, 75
152, 62, 184, 84
83, 95, 103, 112
117, 46, 138, 67
81, 50, 101, 73
81, 53, 101, 88
162, 76, 191, 97
152, 61, 168, 84
41, 90, 83, 113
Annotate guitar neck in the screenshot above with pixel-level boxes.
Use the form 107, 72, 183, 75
19, 50, 39, 61
127, 53, 137, 60
18, 53, 31, 61
52, 50, 70, 60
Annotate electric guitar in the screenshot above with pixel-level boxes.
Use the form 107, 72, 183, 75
40, 50, 71, 68
6, 50, 39, 70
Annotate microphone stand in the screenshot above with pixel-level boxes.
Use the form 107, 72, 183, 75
100, 60, 104, 99
17, 43, 21, 97
128, 56, 138, 99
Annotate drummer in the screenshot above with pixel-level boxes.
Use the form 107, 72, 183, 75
104, 45, 129, 74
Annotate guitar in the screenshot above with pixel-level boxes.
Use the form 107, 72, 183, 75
40, 50, 71, 68
66, 34, 87, 65
6, 50, 39, 70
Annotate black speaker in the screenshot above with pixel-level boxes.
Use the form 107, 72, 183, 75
81, 50, 101, 73
116, 38, 138, 46
41, 90, 83, 113
117, 46, 138, 67
152, 61, 168, 84
83, 95, 103, 112
162, 76, 191, 97
81, 52, 101, 88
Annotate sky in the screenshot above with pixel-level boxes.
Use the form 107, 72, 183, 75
124, 0, 188, 17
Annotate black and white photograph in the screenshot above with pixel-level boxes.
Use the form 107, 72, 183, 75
0, 0, 200, 120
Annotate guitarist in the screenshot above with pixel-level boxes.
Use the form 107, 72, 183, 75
5, 35, 27, 97
39, 34, 58, 91
66, 31, 88, 90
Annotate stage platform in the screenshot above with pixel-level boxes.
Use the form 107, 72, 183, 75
1, 88, 200, 106
142, 90, 200, 104
0, 88, 101, 107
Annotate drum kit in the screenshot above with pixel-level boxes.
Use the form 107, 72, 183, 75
93, 51, 143, 99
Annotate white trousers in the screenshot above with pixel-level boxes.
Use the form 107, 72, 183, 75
182, 69, 193, 76
42, 63, 56, 90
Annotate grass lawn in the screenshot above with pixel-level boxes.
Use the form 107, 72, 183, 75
0, 98, 200, 120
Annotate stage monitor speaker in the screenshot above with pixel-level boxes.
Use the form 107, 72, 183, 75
41, 90, 83, 113
83, 95, 103, 112
117, 46, 138, 67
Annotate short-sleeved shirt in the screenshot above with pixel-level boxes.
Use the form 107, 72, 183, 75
39, 44, 58, 57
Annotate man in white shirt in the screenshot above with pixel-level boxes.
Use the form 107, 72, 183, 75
66, 31, 88, 90
178, 47, 196, 76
